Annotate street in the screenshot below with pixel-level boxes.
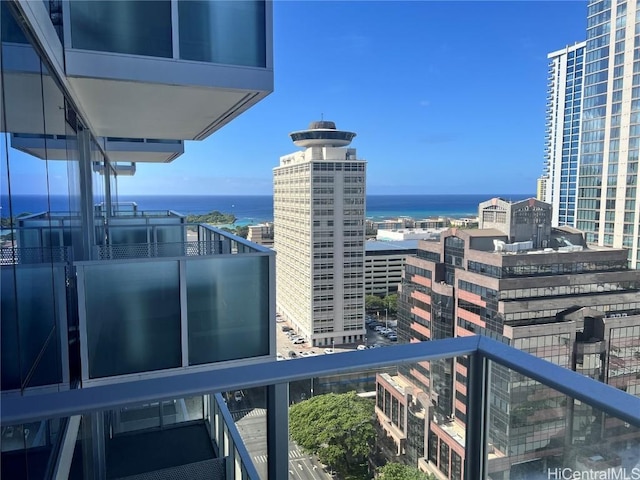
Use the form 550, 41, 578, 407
232, 406, 334, 480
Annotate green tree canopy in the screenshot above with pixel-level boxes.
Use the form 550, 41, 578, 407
289, 392, 375, 476
185, 210, 236, 225
383, 294, 398, 315
366, 295, 385, 312
377, 463, 436, 480
234, 225, 249, 239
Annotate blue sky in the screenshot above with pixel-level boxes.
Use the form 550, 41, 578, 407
7, 1, 588, 196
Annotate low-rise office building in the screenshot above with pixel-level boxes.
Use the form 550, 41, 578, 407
365, 240, 417, 297
377, 228, 444, 242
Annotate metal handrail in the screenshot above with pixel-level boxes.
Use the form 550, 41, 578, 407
3, 335, 638, 427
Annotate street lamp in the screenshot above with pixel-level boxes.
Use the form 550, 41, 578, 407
385, 308, 388, 329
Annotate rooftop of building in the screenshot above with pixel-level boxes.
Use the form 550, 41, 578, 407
379, 372, 413, 394
365, 240, 419, 252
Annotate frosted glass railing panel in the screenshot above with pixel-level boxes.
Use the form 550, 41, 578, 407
187, 256, 269, 365
83, 261, 182, 378
1, 266, 65, 390
108, 226, 149, 245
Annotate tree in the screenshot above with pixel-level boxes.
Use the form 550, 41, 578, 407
289, 392, 375, 476
185, 210, 236, 225
377, 463, 436, 480
383, 294, 398, 315
234, 225, 249, 238
366, 295, 385, 312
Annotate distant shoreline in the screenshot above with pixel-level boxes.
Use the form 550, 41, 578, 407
1, 193, 534, 226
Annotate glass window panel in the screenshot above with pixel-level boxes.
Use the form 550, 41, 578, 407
179, 0, 266, 67
83, 261, 181, 378
70, 1, 172, 58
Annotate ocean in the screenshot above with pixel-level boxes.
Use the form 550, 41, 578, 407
1, 194, 533, 225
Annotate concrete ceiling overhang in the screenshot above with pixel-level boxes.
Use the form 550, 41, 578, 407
1, 42, 273, 142
64, 49, 273, 140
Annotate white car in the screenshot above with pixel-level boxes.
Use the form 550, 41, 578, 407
357, 345, 367, 351
293, 337, 306, 344
234, 391, 243, 402
324, 348, 334, 354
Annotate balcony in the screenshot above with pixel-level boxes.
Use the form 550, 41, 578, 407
1, 214, 274, 393
2, 336, 639, 479
8, 0, 273, 141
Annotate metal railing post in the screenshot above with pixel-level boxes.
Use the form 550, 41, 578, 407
464, 352, 490, 480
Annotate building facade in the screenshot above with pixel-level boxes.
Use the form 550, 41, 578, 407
273, 121, 366, 346
576, 0, 640, 268
543, 42, 586, 227
365, 240, 418, 297
536, 174, 548, 201
478, 197, 552, 247
1, 1, 277, 478
247, 222, 274, 248
376, 201, 640, 479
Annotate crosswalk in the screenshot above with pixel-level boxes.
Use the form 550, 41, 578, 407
252, 447, 305, 464
231, 408, 267, 421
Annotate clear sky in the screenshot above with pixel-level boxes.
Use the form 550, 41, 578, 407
7, 1, 589, 196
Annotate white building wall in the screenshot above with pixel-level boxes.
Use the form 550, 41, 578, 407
545, 42, 586, 227
274, 141, 366, 346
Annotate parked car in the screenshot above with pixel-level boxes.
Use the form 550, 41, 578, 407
323, 348, 334, 354
357, 345, 367, 351
234, 391, 243, 402
387, 334, 398, 342
281, 325, 293, 332
293, 337, 306, 344
288, 351, 297, 358
276, 317, 285, 323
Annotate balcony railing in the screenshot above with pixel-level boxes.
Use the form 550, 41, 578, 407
2, 335, 639, 479
6, 213, 269, 263
0, 245, 70, 265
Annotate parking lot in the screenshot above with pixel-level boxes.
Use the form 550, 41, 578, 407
276, 315, 398, 359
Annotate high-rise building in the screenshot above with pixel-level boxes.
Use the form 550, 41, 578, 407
273, 121, 366, 347
536, 174, 548, 201
376, 198, 640, 478
543, 42, 586, 227
576, 1, 640, 268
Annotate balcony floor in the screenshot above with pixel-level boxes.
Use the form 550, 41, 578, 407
106, 423, 216, 479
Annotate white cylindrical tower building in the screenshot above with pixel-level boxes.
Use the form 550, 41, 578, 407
273, 121, 366, 347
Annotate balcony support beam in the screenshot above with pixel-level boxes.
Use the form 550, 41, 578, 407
78, 128, 97, 260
